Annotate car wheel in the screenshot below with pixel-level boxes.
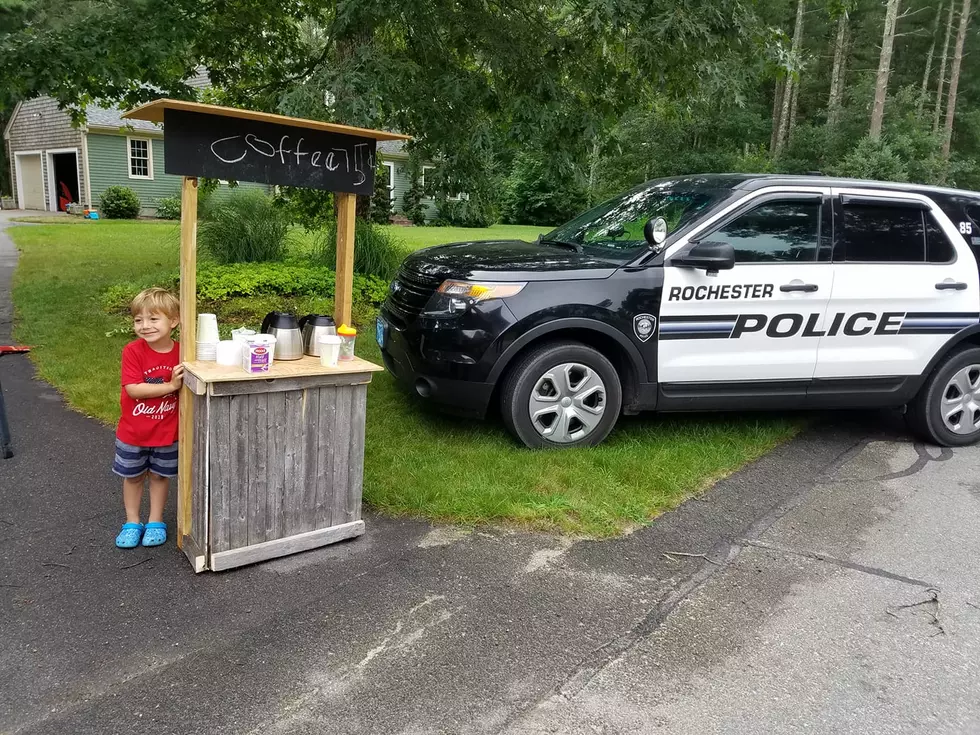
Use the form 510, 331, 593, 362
907, 346, 980, 446
500, 341, 623, 449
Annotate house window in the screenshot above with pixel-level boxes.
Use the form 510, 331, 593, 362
127, 137, 153, 179
383, 162, 395, 201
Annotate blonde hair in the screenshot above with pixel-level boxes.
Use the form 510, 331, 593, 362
130, 287, 180, 320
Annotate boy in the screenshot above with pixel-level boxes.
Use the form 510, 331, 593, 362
112, 288, 183, 548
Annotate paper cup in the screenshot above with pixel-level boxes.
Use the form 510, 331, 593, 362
318, 335, 342, 367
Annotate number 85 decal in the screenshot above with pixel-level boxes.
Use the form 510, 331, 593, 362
960, 221, 973, 234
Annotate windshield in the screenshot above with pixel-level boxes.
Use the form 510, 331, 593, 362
543, 180, 730, 255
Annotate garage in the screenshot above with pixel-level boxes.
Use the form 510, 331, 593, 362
15, 152, 45, 210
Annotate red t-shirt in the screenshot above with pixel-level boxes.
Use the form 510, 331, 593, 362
116, 339, 181, 447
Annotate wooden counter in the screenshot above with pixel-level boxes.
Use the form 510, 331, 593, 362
179, 355, 383, 572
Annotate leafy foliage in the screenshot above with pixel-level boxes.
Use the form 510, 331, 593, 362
401, 162, 428, 226
199, 189, 291, 263
99, 186, 141, 219
102, 263, 389, 313
370, 156, 393, 224
502, 152, 587, 226
435, 194, 499, 228
156, 194, 181, 220
313, 218, 405, 280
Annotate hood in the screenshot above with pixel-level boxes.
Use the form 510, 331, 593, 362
400, 240, 618, 282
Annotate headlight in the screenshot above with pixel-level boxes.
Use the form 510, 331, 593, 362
436, 280, 527, 301
422, 280, 527, 316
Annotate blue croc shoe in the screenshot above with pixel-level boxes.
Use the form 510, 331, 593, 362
141, 522, 167, 547
115, 522, 144, 549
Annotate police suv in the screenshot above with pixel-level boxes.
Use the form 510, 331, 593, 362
377, 174, 980, 448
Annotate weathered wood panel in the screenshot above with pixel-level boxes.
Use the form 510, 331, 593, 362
210, 521, 365, 572
266, 391, 287, 539
300, 388, 321, 534
209, 396, 232, 553
228, 394, 250, 550
247, 392, 268, 546
314, 387, 337, 530
346, 385, 368, 523
282, 389, 306, 536
186, 392, 209, 566
330, 386, 353, 527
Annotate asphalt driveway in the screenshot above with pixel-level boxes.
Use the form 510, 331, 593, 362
2, 212, 979, 734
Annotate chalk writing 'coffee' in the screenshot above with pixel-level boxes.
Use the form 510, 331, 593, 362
209, 134, 374, 186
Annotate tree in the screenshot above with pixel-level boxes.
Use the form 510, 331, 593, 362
773, 0, 807, 155
870, 0, 902, 139
933, 1, 956, 135
918, 2, 944, 117
942, 0, 973, 160
827, 5, 851, 127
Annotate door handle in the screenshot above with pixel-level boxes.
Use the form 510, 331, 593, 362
780, 283, 819, 293
935, 281, 968, 291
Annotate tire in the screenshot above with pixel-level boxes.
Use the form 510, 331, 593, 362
500, 341, 623, 449
907, 346, 980, 447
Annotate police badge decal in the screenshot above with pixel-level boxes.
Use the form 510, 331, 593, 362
633, 314, 657, 343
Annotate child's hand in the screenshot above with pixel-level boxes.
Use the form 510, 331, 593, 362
169, 365, 185, 392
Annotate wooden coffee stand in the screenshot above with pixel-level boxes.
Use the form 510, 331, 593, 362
122, 100, 408, 572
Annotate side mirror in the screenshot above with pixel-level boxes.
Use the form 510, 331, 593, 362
644, 216, 668, 247
671, 240, 735, 271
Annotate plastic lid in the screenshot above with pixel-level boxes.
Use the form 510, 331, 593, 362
337, 324, 357, 336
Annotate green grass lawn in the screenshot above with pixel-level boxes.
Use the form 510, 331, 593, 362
9, 220, 800, 536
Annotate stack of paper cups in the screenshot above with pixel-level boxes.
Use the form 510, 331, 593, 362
196, 313, 219, 361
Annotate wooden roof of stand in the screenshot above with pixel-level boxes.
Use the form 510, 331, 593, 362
122, 99, 411, 142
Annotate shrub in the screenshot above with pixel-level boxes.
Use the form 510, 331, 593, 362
156, 194, 181, 220
435, 194, 499, 228
100, 186, 141, 219
833, 137, 910, 182
313, 218, 405, 281
370, 157, 394, 224
502, 152, 587, 226
199, 189, 291, 263
401, 165, 428, 226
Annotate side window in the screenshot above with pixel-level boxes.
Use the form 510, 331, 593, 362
713, 200, 820, 263
926, 215, 955, 263
841, 204, 925, 262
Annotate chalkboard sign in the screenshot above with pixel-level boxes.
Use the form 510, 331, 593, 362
163, 109, 376, 193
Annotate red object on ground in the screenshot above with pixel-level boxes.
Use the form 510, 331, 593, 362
0, 346, 30, 355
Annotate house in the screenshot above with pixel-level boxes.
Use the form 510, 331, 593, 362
3, 96, 268, 216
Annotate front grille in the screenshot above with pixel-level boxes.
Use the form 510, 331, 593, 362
385, 266, 443, 325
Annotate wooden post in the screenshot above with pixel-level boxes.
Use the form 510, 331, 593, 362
177, 176, 198, 549
334, 192, 356, 326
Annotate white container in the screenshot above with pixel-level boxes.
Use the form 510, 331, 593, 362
198, 313, 219, 343
216, 340, 241, 366
231, 327, 256, 343
242, 334, 276, 373
318, 335, 342, 367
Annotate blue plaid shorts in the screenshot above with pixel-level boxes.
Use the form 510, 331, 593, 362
111, 438, 179, 478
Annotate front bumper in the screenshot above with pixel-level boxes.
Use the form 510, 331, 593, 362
378, 302, 516, 418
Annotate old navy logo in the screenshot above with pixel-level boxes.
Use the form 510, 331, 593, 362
133, 396, 178, 419
633, 314, 657, 343
659, 312, 980, 340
